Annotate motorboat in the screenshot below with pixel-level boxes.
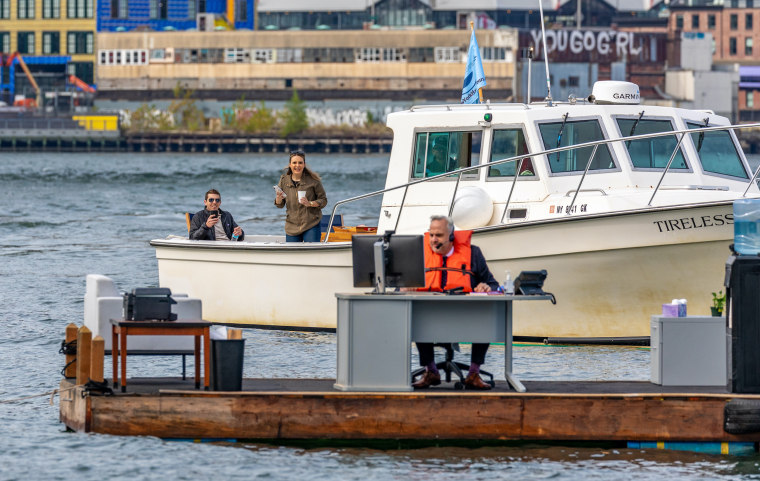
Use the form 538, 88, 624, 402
151, 81, 760, 341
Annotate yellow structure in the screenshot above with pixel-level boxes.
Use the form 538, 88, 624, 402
0, 0, 96, 83
73, 114, 119, 131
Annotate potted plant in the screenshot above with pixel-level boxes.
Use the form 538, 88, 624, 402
711, 290, 726, 316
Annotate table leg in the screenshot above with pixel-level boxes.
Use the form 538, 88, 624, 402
505, 300, 526, 393
194, 334, 201, 389
120, 326, 128, 393
112, 326, 118, 388
203, 327, 210, 390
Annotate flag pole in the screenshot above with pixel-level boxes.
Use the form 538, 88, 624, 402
470, 21, 484, 103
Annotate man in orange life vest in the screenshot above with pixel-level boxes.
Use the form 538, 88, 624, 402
412, 215, 499, 390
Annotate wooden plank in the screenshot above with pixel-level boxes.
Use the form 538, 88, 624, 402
64, 323, 78, 378
91, 336, 104, 383
59, 378, 760, 442
519, 397, 737, 441
76, 327, 91, 386
58, 380, 89, 433
78, 390, 760, 442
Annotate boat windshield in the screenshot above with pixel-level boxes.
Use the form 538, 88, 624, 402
616, 118, 688, 170
687, 122, 748, 179
538, 119, 615, 173
487, 128, 535, 178
412, 131, 482, 179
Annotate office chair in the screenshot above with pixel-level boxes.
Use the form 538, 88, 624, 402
411, 343, 495, 390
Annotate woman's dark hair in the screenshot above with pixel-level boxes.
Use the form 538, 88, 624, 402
285, 152, 321, 181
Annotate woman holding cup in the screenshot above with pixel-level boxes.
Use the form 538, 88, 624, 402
274, 150, 327, 242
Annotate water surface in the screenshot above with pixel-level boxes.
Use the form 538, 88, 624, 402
2, 152, 760, 480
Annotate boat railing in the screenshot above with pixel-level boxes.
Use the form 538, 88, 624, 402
564, 189, 608, 197
323, 122, 760, 242
408, 103, 529, 112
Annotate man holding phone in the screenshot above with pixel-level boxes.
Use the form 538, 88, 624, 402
189, 189, 244, 241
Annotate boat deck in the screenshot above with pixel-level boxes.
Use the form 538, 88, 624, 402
59, 378, 760, 443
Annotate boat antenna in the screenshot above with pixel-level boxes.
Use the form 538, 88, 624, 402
538, 0, 553, 106
523, 46, 533, 103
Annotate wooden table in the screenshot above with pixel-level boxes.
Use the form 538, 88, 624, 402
111, 319, 211, 392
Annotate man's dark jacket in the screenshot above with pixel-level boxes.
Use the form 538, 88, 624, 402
189, 209, 244, 241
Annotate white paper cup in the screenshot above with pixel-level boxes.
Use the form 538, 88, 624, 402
298, 190, 307, 201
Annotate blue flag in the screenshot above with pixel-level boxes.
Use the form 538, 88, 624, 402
461, 30, 487, 104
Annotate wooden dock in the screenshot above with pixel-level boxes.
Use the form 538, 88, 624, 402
59, 377, 760, 443
0, 132, 393, 154
123, 132, 393, 154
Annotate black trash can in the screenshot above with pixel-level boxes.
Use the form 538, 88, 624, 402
211, 339, 245, 391
726, 254, 760, 393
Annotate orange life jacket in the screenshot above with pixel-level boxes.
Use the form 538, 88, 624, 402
420, 230, 473, 292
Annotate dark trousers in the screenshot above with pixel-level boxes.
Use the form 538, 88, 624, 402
416, 342, 489, 367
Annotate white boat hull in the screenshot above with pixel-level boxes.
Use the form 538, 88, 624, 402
153, 201, 733, 339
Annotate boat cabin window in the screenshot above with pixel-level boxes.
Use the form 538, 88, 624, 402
538, 119, 615, 174
616, 118, 688, 170
412, 131, 482, 179
687, 122, 748, 179
488, 129, 535, 178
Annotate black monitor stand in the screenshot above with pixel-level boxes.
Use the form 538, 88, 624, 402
372, 231, 394, 294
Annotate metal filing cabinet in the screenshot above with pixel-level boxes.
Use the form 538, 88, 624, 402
651, 315, 727, 386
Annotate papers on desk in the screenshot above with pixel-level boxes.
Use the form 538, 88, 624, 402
468, 292, 505, 296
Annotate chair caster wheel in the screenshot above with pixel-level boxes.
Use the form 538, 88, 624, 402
454, 382, 464, 390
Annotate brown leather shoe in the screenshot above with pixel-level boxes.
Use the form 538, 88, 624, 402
412, 370, 441, 389
464, 372, 492, 390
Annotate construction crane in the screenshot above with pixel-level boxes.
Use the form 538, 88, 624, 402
68, 74, 95, 93
0, 52, 40, 109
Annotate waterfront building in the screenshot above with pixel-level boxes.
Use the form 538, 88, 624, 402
667, 0, 760, 66
516, 26, 669, 103
665, 0, 760, 121
96, 29, 517, 102
255, 0, 663, 31
0, 0, 96, 103
98, 0, 254, 32
739, 66, 760, 122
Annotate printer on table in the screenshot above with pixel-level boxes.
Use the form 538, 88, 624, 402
123, 288, 178, 322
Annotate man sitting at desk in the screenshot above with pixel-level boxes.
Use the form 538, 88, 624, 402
412, 215, 499, 390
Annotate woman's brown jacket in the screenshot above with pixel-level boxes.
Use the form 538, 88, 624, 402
275, 172, 327, 236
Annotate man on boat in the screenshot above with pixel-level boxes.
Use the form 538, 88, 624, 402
426, 139, 457, 177
412, 215, 498, 390
189, 189, 244, 241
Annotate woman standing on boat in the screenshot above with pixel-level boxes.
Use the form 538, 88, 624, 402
274, 150, 327, 242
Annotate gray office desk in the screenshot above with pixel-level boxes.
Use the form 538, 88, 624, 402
334, 292, 551, 392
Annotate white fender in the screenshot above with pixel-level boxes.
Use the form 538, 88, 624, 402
451, 186, 493, 229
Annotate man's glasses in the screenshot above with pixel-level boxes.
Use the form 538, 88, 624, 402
207, 198, 221, 203
290, 150, 305, 157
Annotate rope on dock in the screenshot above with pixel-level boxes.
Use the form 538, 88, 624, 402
0, 385, 80, 405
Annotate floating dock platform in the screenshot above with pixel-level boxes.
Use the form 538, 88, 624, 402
59, 377, 760, 444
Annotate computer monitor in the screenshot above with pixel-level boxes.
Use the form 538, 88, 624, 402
352, 232, 426, 293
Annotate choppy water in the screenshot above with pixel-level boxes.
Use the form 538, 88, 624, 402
2, 152, 760, 480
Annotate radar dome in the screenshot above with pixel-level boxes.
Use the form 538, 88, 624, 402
588, 81, 640, 105
451, 187, 493, 229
